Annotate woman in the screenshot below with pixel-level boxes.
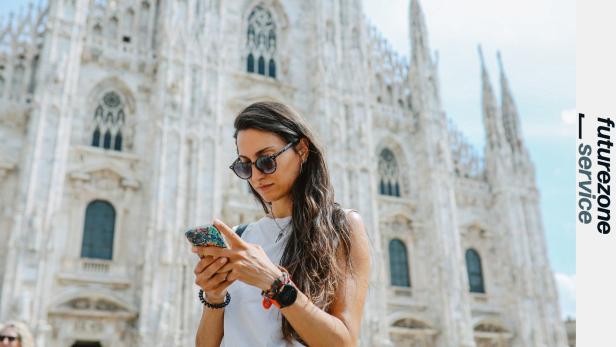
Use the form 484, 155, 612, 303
192, 101, 372, 346
0, 321, 34, 347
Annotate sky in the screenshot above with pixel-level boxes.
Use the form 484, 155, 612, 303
0, 0, 575, 320
361, 0, 576, 319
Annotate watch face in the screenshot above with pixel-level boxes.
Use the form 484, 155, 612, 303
275, 284, 298, 307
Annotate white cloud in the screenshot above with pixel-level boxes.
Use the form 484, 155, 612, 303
555, 272, 576, 319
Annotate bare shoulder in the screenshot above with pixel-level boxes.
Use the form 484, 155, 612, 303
343, 209, 365, 236
343, 209, 371, 269
328, 208, 371, 343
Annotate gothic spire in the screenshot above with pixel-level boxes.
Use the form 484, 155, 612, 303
409, 0, 431, 65
478, 45, 505, 150
497, 50, 524, 152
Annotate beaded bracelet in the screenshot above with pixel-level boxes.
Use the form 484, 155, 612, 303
198, 290, 231, 309
261, 272, 289, 299
261, 265, 291, 309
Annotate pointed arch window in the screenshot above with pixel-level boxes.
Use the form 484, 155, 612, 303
378, 148, 401, 197
81, 200, 116, 260
389, 239, 410, 287
268, 58, 276, 78
465, 248, 485, 293
258, 56, 265, 75
247, 53, 255, 72
246, 5, 277, 79
91, 91, 126, 151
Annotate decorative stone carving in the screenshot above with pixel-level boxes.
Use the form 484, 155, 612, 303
0, 1, 568, 347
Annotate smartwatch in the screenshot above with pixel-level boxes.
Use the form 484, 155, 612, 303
272, 282, 298, 308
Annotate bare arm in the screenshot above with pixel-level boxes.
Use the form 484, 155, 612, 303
201, 215, 372, 347
195, 302, 225, 347
279, 211, 372, 346
192, 254, 235, 347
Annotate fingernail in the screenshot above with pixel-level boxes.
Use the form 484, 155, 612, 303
219, 257, 227, 264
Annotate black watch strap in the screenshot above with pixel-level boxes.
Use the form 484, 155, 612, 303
273, 283, 298, 308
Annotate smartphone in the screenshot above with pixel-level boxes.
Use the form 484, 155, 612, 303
185, 224, 228, 248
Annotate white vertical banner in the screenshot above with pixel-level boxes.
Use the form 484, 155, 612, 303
578, 1, 616, 345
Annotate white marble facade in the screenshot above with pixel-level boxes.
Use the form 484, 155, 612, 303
0, 0, 569, 346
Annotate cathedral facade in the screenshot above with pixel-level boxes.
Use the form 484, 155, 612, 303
0, 0, 569, 346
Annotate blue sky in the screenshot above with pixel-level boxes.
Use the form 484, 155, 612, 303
361, 0, 576, 319
1, 0, 575, 319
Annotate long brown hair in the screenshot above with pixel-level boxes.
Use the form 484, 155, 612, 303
233, 101, 354, 344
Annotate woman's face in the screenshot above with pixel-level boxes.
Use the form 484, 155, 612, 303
0, 327, 20, 347
236, 129, 306, 202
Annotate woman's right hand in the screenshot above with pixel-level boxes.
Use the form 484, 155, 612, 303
192, 247, 235, 303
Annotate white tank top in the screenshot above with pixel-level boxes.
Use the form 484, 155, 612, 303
221, 214, 305, 347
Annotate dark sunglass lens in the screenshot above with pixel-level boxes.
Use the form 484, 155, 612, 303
256, 157, 276, 173
233, 162, 252, 179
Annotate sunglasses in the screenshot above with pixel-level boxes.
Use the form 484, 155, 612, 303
229, 140, 298, 180
0, 335, 19, 342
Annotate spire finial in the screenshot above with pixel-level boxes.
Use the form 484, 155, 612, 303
478, 44, 505, 150
477, 44, 486, 70
496, 49, 504, 71
497, 49, 525, 153
410, 0, 431, 63
496, 49, 509, 84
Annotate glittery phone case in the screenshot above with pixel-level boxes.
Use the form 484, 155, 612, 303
185, 224, 227, 248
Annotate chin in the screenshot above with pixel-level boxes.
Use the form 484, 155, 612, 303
261, 191, 280, 203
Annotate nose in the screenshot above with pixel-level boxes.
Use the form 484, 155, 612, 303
250, 170, 267, 186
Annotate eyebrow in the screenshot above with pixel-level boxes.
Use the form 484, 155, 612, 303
238, 145, 275, 159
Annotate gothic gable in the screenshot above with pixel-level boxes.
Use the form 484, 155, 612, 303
68, 161, 139, 190
49, 291, 137, 320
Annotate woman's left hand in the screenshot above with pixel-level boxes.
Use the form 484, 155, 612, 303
193, 218, 284, 291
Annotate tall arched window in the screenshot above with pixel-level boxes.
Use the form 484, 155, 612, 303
247, 53, 255, 72
268, 58, 276, 78
258, 56, 265, 75
81, 200, 116, 260
378, 148, 401, 197
465, 248, 485, 293
91, 91, 126, 151
389, 239, 410, 287
246, 5, 276, 78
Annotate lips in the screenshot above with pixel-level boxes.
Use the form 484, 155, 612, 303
259, 183, 274, 190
